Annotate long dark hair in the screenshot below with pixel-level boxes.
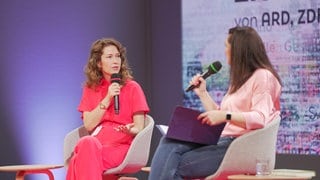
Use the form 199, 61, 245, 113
84, 38, 133, 88
228, 26, 281, 94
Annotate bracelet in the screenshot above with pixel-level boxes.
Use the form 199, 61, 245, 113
99, 102, 107, 110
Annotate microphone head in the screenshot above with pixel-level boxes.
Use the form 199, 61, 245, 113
185, 60, 222, 92
207, 61, 222, 75
111, 73, 121, 83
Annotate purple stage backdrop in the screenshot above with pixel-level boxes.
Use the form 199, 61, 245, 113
1, 1, 147, 179
182, 0, 320, 155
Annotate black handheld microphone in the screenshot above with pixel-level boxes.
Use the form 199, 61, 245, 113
111, 73, 122, 114
185, 61, 222, 92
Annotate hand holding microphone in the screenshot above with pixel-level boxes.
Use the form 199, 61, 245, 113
185, 61, 222, 92
111, 73, 121, 114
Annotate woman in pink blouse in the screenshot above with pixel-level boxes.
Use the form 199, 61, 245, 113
149, 26, 282, 180
66, 38, 149, 180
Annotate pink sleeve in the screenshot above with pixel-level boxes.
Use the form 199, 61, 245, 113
128, 81, 150, 114
77, 86, 100, 119
243, 70, 281, 130
243, 93, 275, 129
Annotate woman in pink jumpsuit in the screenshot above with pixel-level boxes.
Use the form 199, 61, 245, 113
66, 38, 149, 180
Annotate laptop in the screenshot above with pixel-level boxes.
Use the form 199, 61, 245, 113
165, 106, 226, 145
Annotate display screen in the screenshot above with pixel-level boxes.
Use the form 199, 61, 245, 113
182, 0, 320, 155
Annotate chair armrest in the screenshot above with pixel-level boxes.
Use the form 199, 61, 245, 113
63, 126, 89, 166
104, 115, 155, 174
205, 115, 281, 179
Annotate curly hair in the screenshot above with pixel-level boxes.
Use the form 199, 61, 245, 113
228, 26, 282, 94
83, 38, 133, 88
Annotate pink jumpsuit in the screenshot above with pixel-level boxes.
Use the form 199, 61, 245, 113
66, 79, 149, 180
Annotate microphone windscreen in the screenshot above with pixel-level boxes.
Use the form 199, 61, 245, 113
111, 73, 121, 83
207, 61, 222, 75
185, 60, 222, 92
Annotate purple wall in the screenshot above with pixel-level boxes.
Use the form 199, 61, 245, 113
0, 0, 150, 179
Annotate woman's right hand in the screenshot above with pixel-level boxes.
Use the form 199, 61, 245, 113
189, 74, 207, 95
106, 82, 121, 100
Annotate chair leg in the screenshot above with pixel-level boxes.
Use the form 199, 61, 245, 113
16, 169, 54, 180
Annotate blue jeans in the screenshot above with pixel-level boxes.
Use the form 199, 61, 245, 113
148, 136, 235, 180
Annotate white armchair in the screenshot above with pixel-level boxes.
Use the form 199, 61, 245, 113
63, 115, 155, 178
204, 115, 281, 179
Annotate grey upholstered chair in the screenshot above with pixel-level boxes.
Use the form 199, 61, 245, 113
204, 115, 281, 179
63, 115, 155, 179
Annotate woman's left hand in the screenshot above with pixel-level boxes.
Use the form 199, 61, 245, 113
198, 110, 226, 126
114, 123, 137, 135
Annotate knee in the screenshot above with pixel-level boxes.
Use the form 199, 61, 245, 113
75, 136, 102, 152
